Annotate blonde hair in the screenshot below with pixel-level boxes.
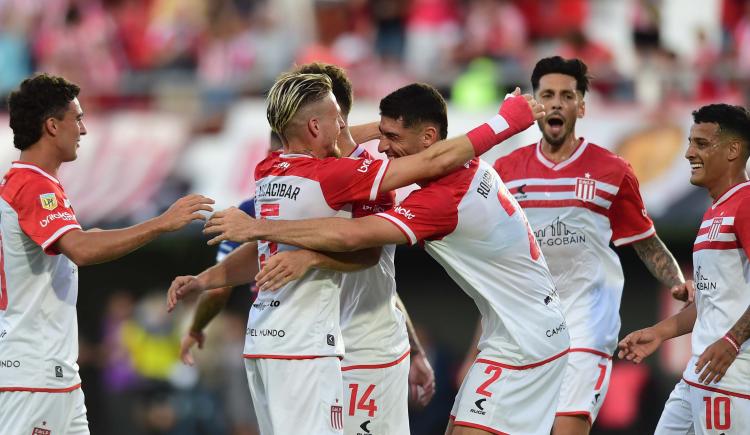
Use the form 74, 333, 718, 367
266, 72, 333, 138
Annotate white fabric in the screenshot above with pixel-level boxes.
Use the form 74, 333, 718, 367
556, 351, 612, 422
0, 388, 89, 435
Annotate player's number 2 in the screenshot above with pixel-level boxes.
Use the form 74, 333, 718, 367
348, 383, 378, 417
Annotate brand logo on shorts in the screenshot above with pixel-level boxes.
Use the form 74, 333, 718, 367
55, 366, 63, 377
575, 177, 596, 202
39, 193, 58, 211
470, 398, 487, 415
359, 420, 372, 434
330, 401, 343, 430
327, 334, 335, 346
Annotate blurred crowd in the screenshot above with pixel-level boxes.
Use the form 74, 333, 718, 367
2, 0, 750, 115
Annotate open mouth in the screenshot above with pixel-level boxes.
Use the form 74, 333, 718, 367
689, 161, 703, 173
546, 115, 565, 135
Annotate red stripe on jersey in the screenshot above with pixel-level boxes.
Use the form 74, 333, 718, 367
475, 348, 569, 370
452, 420, 510, 434
260, 203, 279, 217
569, 348, 613, 359
0, 383, 82, 393
341, 349, 410, 371
508, 184, 617, 201
693, 241, 739, 252
555, 411, 593, 424
696, 224, 733, 238
518, 199, 609, 217
682, 378, 750, 400
242, 354, 342, 360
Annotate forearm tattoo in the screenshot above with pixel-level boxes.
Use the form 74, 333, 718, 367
632, 235, 684, 288
729, 306, 750, 344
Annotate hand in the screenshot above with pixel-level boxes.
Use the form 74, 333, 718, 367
507, 87, 546, 122
158, 194, 214, 232
617, 327, 663, 363
203, 207, 256, 245
695, 337, 738, 384
408, 351, 436, 408
255, 250, 315, 291
671, 280, 695, 303
180, 331, 205, 366
167, 275, 205, 312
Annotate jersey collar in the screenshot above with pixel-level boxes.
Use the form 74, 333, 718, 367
535, 138, 588, 171
11, 161, 62, 185
712, 180, 750, 209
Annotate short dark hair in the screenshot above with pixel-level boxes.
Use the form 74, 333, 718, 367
379, 83, 448, 140
692, 104, 750, 155
294, 62, 353, 117
531, 56, 590, 96
8, 73, 80, 151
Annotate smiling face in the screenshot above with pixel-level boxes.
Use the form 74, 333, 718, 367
535, 73, 585, 147
685, 122, 731, 190
55, 97, 87, 162
377, 116, 430, 159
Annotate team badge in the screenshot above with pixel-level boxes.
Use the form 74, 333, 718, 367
707, 217, 723, 241
39, 193, 58, 210
32, 426, 51, 435
575, 178, 596, 202
330, 402, 343, 430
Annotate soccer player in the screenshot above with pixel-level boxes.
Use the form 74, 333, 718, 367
199, 83, 571, 434
0, 74, 213, 434
488, 56, 688, 435
618, 104, 750, 434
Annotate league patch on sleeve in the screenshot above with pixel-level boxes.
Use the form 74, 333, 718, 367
39, 193, 58, 210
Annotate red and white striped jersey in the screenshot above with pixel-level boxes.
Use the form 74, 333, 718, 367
683, 181, 750, 395
494, 140, 654, 356
247, 152, 389, 359
376, 158, 569, 367
0, 162, 82, 391
340, 146, 409, 368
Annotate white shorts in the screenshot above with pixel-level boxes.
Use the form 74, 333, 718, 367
556, 350, 612, 424
245, 356, 344, 435
450, 353, 568, 435
0, 387, 89, 435
656, 378, 750, 435
341, 353, 410, 435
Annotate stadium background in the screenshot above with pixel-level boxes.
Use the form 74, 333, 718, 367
1, 0, 749, 433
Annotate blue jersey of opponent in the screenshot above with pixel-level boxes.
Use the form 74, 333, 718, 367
215, 198, 255, 262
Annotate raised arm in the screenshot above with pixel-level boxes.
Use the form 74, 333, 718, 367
56, 194, 213, 266
631, 235, 693, 301
378, 91, 544, 193
204, 210, 407, 252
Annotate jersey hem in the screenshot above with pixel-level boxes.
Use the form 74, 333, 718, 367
476, 347, 569, 370
341, 349, 410, 371
452, 419, 510, 435
569, 347, 613, 359
682, 377, 750, 400
242, 354, 343, 360
41, 224, 82, 253
0, 383, 82, 393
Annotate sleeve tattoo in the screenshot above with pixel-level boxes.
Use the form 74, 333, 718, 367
632, 235, 685, 288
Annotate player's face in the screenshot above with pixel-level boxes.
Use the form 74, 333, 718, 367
535, 73, 584, 147
56, 98, 87, 162
686, 122, 730, 188
312, 93, 344, 159
377, 116, 425, 159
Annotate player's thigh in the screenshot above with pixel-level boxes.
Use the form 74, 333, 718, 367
686, 384, 750, 435
655, 380, 696, 435
552, 414, 591, 435
555, 351, 612, 427
262, 357, 345, 434
450, 356, 567, 435
342, 358, 409, 435
0, 388, 89, 435
244, 359, 273, 434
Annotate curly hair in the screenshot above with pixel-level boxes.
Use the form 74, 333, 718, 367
8, 73, 80, 151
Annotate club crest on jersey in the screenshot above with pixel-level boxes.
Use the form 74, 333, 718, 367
707, 217, 723, 241
330, 402, 343, 429
575, 178, 596, 202
39, 193, 58, 210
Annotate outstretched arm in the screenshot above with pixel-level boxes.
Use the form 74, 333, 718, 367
631, 235, 692, 301
378, 90, 544, 193
205, 212, 407, 251
56, 194, 214, 266
618, 302, 696, 363
694, 304, 750, 384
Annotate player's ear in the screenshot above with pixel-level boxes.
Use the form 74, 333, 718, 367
43, 117, 58, 137
422, 125, 438, 148
308, 117, 320, 138
577, 95, 586, 118
727, 138, 743, 161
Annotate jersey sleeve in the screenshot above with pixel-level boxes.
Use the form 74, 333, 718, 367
733, 199, 750, 258
13, 178, 81, 255
375, 185, 457, 245
317, 157, 390, 210
216, 198, 256, 262
609, 164, 655, 246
